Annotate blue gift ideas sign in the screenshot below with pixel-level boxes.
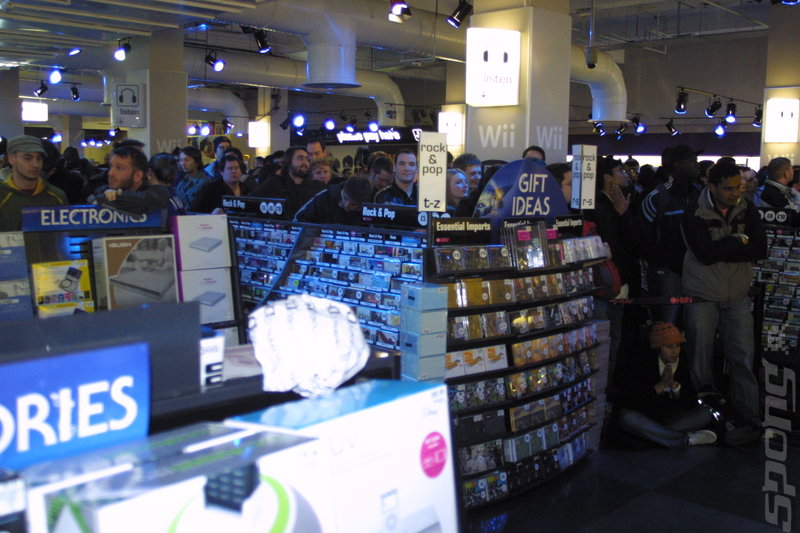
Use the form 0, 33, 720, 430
0, 342, 150, 470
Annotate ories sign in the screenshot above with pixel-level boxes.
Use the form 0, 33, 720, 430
0, 342, 150, 470
466, 28, 521, 108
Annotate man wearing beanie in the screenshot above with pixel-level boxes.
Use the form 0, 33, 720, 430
613, 322, 717, 449
0, 135, 67, 231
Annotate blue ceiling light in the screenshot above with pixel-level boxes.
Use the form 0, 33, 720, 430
704, 98, 722, 118
200, 123, 212, 136
48, 69, 63, 84
291, 114, 305, 128
446, 0, 473, 29
714, 120, 727, 137
752, 106, 763, 128
67, 47, 82, 56
114, 41, 131, 62
70, 86, 80, 101
724, 101, 737, 124
323, 118, 336, 131
666, 119, 680, 136
205, 52, 225, 72
368, 120, 380, 132
631, 115, 646, 134
674, 90, 688, 115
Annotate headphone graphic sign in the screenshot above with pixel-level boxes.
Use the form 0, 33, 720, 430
113, 84, 146, 128
117, 85, 139, 106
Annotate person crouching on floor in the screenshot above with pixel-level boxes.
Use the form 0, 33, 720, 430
613, 322, 717, 449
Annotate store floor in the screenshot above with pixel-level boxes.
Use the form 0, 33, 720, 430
464, 435, 799, 533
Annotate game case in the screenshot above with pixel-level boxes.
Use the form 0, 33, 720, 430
464, 246, 491, 271
434, 247, 465, 274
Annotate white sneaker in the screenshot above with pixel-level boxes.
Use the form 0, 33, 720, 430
687, 429, 718, 446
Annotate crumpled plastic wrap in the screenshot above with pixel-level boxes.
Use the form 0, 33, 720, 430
248, 294, 370, 398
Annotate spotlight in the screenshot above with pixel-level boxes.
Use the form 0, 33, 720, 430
368, 120, 380, 132
33, 80, 48, 97
291, 114, 305, 128
725, 101, 737, 124
114, 41, 131, 62
70, 86, 80, 101
446, 0, 473, 28
67, 48, 81, 56
187, 123, 199, 135
235, 130, 244, 137
704, 98, 722, 118
88, 138, 97, 147
205, 52, 225, 72
674, 90, 688, 115
614, 123, 627, 140
279, 115, 291, 130
666, 119, 680, 136
714, 120, 727, 137
108, 127, 120, 137
752, 106, 763, 128
782, 0, 800, 4
200, 123, 212, 136
48, 69, 62, 85
346, 118, 357, 132
254, 30, 272, 54
80, 140, 87, 148
631, 115, 646, 134
388, 0, 411, 23
50, 132, 62, 143
296, 128, 305, 137
323, 118, 336, 131
592, 122, 606, 136
222, 118, 234, 134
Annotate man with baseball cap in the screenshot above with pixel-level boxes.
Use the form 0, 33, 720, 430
0, 135, 67, 231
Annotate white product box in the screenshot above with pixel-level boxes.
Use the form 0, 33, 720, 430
0, 232, 27, 280
229, 380, 458, 533
172, 214, 231, 271
23, 423, 335, 533
179, 267, 234, 324
399, 331, 447, 357
400, 308, 448, 335
200, 331, 225, 387
400, 282, 448, 311
92, 235, 178, 310
0, 278, 33, 321
462, 348, 488, 375
444, 351, 465, 379
401, 353, 445, 382
483, 344, 509, 372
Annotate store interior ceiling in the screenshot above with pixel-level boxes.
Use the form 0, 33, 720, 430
0, 0, 773, 108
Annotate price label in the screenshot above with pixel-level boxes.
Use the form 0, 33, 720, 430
417, 132, 448, 213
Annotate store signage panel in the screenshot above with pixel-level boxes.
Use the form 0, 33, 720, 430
764, 98, 799, 143
0, 342, 150, 470
222, 196, 286, 219
21, 101, 48, 122
112, 83, 146, 128
22, 206, 164, 231
465, 27, 521, 108
291, 126, 432, 146
431, 218, 493, 245
472, 158, 568, 224
571, 145, 597, 210
417, 132, 448, 213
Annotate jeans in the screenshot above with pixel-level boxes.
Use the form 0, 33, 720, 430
617, 405, 714, 449
648, 267, 683, 326
683, 297, 760, 426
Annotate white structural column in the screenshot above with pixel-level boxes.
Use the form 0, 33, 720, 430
465, 0, 571, 163
761, 5, 800, 163
0, 68, 24, 139
120, 29, 188, 155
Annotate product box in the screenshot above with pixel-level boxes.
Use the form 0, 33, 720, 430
444, 351, 465, 379
199, 330, 226, 387
462, 348, 487, 375
30, 260, 95, 317
484, 344, 509, 372
229, 380, 458, 533
172, 214, 231, 271
402, 353, 445, 382
93, 235, 178, 310
0, 278, 33, 321
0, 232, 27, 280
179, 267, 235, 324
400, 331, 447, 357
400, 282, 448, 311
23, 423, 335, 533
401, 308, 448, 335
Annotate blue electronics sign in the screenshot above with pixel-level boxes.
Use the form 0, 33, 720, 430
472, 158, 569, 224
0, 342, 150, 470
21, 205, 164, 232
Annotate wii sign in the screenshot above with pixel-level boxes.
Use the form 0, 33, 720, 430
0, 342, 150, 469
466, 28, 521, 107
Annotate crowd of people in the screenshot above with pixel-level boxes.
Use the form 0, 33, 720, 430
1, 133, 794, 448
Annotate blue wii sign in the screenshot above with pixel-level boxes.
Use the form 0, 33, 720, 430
0, 342, 150, 470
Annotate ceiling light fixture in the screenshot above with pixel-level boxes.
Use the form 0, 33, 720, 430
291, 114, 305, 128
345, 118, 357, 133
254, 30, 272, 54
714, 120, 727, 137
48, 69, 62, 85
368, 120, 380, 132
50, 132, 62, 143
631, 115, 646, 134
222, 118, 234, 134
614, 122, 627, 140
388, 0, 411, 23
674, 89, 688, 115
187, 123, 199, 135
752, 106, 763, 127
70, 85, 80, 101
592, 122, 606, 136
279, 115, 291, 130
666, 119, 680, 136
446, 0, 473, 29
200, 123, 212, 136
724, 101, 737, 124
205, 52, 225, 72
704, 98, 722, 118
67, 48, 82, 56
114, 40, 131, 62
33, 80, 48, 97
323, 118, 336, 131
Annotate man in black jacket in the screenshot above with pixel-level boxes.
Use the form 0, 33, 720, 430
90, 145, 169, 215
374, 149, 417, 206
761, 157, 794, 208
250, 146, 323, 219
294, 176, 373, 225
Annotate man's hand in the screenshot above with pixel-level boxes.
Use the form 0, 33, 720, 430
103, 189, 122, 202
610, 184, 630, 215
654, 364, 674, 395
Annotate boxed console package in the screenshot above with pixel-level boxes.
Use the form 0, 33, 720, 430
400, 283, 448, 311
200, 329, 226, 387
0, 232, 27, 280
0, 278, 33, 321
23, 422, 335, 533
401, 353, 445, 382
229, 380, 459, 533
179, 268, 235, 324
30, 260, 95, 317
92, 235, 178, 310
172, 214, 231, 271
401, 308, 447, 335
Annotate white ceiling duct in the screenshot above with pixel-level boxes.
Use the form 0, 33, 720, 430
569, 45, 628, 123
187, 87, 249, 132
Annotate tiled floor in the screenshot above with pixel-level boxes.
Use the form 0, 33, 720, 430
464, 435, 799, 533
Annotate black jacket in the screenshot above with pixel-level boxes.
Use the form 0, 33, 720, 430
619, 352, 698, 423
760, 180, 791, 208
582, 192, 641, 290
294, 182, 364, 225
374, 182, 417, 206
250, 173, 324, 219
195, 178, 253, 214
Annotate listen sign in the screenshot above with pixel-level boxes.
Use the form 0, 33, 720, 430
466, 27, 521, 108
